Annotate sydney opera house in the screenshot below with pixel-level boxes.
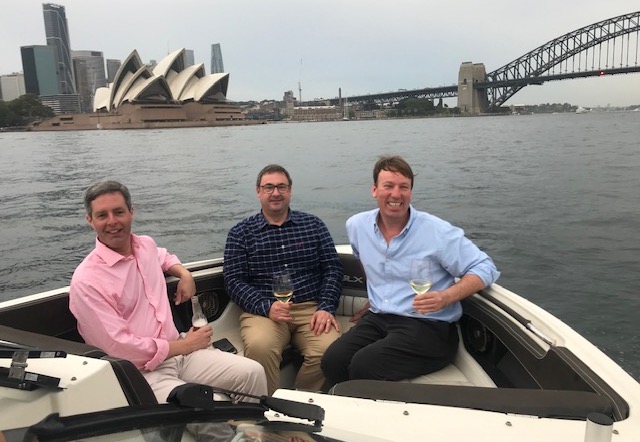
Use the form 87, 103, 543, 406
32, 48, 254, 131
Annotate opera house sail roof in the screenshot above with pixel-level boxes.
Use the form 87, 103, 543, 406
93, 48, 230, 112
30, 47, 249, 131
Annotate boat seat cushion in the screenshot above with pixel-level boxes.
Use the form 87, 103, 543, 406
335, 292, 495, 388
212, 292, 495, 388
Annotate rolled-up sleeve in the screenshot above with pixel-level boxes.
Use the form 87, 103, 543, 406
439, 223, 500, 287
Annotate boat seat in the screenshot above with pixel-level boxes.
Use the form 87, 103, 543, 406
336, 253, 494, 387
335, 289, 496, 388
211, 290, 495, 389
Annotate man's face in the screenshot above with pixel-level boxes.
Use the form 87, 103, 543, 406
86, 191, 134, 255
372, 170, 412, 221
257, 172, 291, 218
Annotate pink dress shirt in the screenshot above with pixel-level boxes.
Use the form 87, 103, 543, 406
69, 234, 182, 371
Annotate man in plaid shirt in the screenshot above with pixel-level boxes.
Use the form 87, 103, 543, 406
224, 164, 343, 394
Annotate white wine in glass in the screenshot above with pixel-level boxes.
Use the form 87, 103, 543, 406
409, 258, 432, 295
273, 271, 294, 303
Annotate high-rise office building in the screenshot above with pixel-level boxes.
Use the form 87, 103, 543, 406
106, 59, 121, 83
21, 45, 60, 96
42, 3, 76, 94
72, 50, 107, 112
21, 45, 81, 114
0, 73, 26, 101
184, 49, 195, 68
211, 43, 224, 74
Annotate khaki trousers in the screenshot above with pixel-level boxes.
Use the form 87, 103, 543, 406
240, 301, 340, 395
143, 346, 267, 403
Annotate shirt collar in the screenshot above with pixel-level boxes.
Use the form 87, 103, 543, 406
93, 234, 135, 267
258, 209, 298, 230
372, 205, 415, 237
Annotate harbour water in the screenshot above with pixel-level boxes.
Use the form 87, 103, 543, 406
1, 112, 639, 379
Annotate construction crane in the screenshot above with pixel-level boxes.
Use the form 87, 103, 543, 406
298, 59, 302, 104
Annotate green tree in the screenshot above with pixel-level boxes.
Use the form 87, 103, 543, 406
0, 94, 55, 128
395, 97, 437, 117
0, 101, 20, 127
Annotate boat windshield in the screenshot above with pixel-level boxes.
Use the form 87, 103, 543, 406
3, 420, 347, 442
0, 381, 345, 442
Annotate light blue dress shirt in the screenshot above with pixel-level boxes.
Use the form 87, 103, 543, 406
346, 206, 500, 322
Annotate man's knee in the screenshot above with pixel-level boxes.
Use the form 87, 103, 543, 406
348, 353, 381, 380
345, 347, 392, 380
246, 358, 268, 379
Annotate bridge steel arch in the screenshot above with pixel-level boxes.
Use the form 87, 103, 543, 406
483, 11, 640, 111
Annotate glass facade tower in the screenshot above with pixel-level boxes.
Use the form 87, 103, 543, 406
20, 45, 60, 96
211, 43, 224, 74
42, 3, 76, 94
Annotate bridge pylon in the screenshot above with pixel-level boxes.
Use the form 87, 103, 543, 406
458, 62, 489, 114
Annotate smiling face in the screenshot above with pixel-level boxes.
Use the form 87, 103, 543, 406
372, 169, 412, 224
86, 191, 134, 256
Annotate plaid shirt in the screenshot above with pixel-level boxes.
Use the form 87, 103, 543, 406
223, 210, 343, 317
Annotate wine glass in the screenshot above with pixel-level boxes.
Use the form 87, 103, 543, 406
409, 258, 432, 297
273, 271, 294, 303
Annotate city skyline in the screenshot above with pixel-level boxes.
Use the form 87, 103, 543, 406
1, 0, 639, 106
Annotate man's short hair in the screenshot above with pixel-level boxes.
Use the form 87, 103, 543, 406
256, 164, 292, 188
373, 156, 414, 189
84, 180, 132, 216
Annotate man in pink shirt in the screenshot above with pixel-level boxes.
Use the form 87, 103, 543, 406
69, 180, 267, 407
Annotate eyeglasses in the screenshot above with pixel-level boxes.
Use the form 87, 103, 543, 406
260, 184, 291, 194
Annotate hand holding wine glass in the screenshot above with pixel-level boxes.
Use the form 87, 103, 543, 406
271, 271, 294, 323
273, 271, 293, 303
410, 258, 432, 313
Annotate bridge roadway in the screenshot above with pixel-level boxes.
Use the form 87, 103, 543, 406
323, 66, 640, 108
326, 85, 457, 107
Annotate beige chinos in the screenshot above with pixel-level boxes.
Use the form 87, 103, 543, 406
239, 301, 340, 394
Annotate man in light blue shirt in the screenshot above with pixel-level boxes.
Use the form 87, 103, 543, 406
321, 155, 500, 386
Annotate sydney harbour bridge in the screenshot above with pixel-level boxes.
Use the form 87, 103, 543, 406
325, 11, 640, 114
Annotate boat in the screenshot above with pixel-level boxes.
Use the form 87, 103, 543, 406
2, 245, 639, 441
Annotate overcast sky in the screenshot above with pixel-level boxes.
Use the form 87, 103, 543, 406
1, 0, 639, 107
